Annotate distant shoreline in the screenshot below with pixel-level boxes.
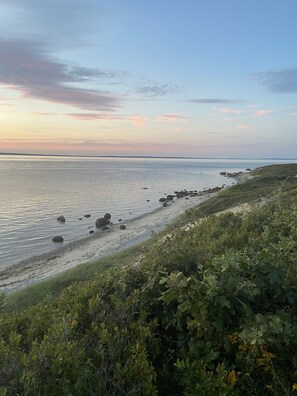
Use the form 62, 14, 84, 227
0, 152, 295, 161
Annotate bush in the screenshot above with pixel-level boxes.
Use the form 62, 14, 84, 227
1, 187, 297, 394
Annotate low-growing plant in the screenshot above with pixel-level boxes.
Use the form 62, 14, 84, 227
1, 165, 297, 395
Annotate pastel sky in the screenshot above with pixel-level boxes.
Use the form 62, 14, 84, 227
0, 0, 296, 158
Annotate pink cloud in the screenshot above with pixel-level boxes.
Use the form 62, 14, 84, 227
254, 109, 274, 117
156, 113, 187, 123
66, 113, 118, 121
0, 97, 13, 107
32, 111, 55, 116
220, 107, 243, 114
0, 138, 185, 155
64, 113, 149, 125
236, 124, 249, 129
128, 116, 148, 127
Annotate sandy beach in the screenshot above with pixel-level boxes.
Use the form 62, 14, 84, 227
0, 193, 218, 294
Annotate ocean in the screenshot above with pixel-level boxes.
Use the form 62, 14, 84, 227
0, 155, 295, 269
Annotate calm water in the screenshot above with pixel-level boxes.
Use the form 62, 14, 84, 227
0, 155, 296, 269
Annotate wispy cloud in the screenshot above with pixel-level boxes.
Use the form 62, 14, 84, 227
254, 109, 275, 117
220, 107, 244, 114
135, 82, 182, 98
236, 124, 249, 129
65, 113, 149, 127
190, 98, 245, 104
128, 116, 148, 127
156, 113, 188, 123
65, 113, 128, 121
0, 96, 13, 107
0, 40, 120, 112
32, 111, 54, 116
68, 66, 129, 84
0, 138, 185, 154
256, 68, 297, 93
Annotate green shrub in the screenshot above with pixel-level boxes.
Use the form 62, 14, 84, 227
1, 166, 297, 395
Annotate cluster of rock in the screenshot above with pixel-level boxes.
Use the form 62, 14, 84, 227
158, 185, 225, 206
220, 168, 251, 178
95, 213, 111, 228
220, 171, 244, 178
159, 194, 174, 203
52, 210, 128, 243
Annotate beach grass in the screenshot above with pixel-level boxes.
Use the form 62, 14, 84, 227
4, 163, 297, 313
175, 163, 297, 223
4, 239, 152, 313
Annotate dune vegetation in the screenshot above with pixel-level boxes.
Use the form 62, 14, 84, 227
1, 164, 297, 395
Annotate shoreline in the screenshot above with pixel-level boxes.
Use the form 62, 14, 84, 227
0, 172, 252, 294
0, 193, 215, 293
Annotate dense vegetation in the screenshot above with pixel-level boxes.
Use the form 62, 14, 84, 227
1, 164, 297, 395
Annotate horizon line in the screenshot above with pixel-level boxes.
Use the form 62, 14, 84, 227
0, 152, 296, 161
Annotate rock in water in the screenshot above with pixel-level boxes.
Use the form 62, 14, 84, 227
120, 224, 126, 230
52, 235, 63, 243
57, 215, 66, 223
166, 194, 174, 201
104, 213, 111, 220
95, 217, 110, 228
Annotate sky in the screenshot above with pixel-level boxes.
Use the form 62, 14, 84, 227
0, 0, 296, 158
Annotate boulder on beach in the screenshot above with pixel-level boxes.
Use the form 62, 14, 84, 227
104, 213, 111, 220
57, 215, 66, 223
120, 224, 126, 230
95, 217, 110, 228
102, 226, 109, 231
52, 235, 63, 243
